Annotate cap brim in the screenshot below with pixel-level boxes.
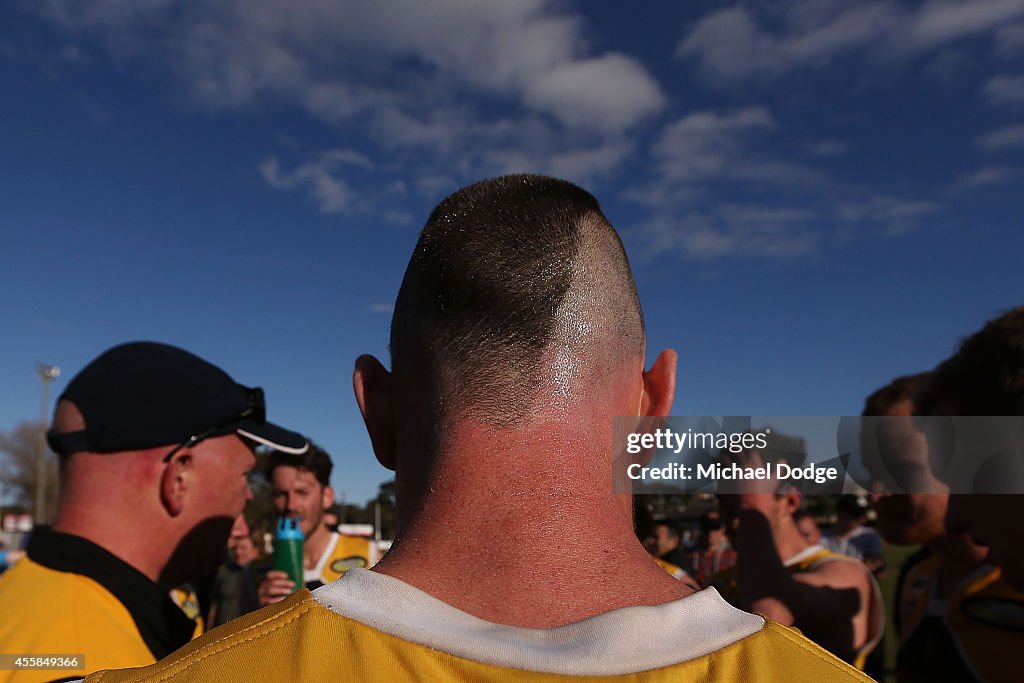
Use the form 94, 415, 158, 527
235, 419, 308, 455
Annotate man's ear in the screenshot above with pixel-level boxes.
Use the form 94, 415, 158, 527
628, 349, 678, 468
160, 451, 193, 516
322, 484, 335, 512
353, 354, 396, 471
782, 491, 802, 515
641, 349, 677, 418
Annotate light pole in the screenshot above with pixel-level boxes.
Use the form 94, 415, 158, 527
35, 364, 60, 526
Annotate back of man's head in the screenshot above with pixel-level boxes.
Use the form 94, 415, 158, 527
863, 373, 929, 417
390, 174, 645, 427
916, 306, 1024, 416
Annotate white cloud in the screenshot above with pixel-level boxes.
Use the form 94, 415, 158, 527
633, 188, 939, 263
677, 0, 1024, 83
259, 150, 373, 214
626, 105, 852, 263
34, 0, 666, 134
547, 140, 633, 184
995, 22, 1024, 55
644, 108, 823, 194
368, 106, 467, 152
981, 74, 1024, 106
910, 0, 1024, 47
636, 205, 820, 262
951, 166, 1017, 191
653, 108, 775, 183
838, 195, 939, 236
976, 123, 1024, 150
524, 54, 665, 132
30, 0, 670, 213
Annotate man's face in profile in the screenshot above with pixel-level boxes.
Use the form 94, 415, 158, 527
166, 434, 256, 581
918, 401, 1024, 589
863, 401, 949, 545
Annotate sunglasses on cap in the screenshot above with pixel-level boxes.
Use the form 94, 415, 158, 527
161, 387, 266, 462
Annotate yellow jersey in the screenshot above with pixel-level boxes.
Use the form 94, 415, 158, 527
304, 532, 379, 589
0, 528, 197, 683
85, 568, 871, 682
897, 556, 1024, 682
653, 556, 689, 581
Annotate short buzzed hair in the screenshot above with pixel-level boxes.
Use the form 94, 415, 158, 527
391, 175, 645, 425
916, 306, 1024, 416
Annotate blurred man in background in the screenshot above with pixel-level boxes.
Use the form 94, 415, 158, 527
822, 496, 884, 576
0, 342, 307, 681
914, 306, 1024, 591
257, 445, 378, 605
691, 512, 737, 588
863, 371, 1024, 682
208, 515, 261, 628
717, 434, 884, 672
793, 510, 822, 546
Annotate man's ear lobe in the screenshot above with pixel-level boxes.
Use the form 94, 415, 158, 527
641, 349, 677, 418
353, 354, 396, 471
160, 453, 192, 516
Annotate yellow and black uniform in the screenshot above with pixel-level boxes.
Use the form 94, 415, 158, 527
653, 556, 689, 581
167, 584, 205, 638
0, 527, 198, 683
85, 568, 871, 682
304, 532, 379, 590
895, 553, 1024, 682
711, 543, 884, 671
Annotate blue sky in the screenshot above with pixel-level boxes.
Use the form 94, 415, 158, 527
2, 0, 1023, 505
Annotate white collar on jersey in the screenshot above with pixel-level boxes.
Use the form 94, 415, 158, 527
305, 530, 341, 583
785, 543, 827, 568
312, 568, 765, 676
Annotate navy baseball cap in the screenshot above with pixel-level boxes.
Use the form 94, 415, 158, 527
47, 342, 308, 457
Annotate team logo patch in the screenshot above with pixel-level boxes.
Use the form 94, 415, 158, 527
961, 597, 1024, 631
330, 556, 369, 574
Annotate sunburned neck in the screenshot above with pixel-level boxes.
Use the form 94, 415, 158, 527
373, 489, 691, 628
53, 506, 165, 584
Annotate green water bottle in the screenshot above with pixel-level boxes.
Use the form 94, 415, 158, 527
273, 516, 304, 590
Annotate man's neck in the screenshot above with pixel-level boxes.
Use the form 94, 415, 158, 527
928, 532, 988, 596
772, 519, 812, 564
374, 420, 694, 627
53, 508, 166, 584
374, 493, 690, 628
303, 524, 334, 570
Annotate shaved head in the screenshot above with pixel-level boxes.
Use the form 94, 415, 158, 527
390, 174, 645, 426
